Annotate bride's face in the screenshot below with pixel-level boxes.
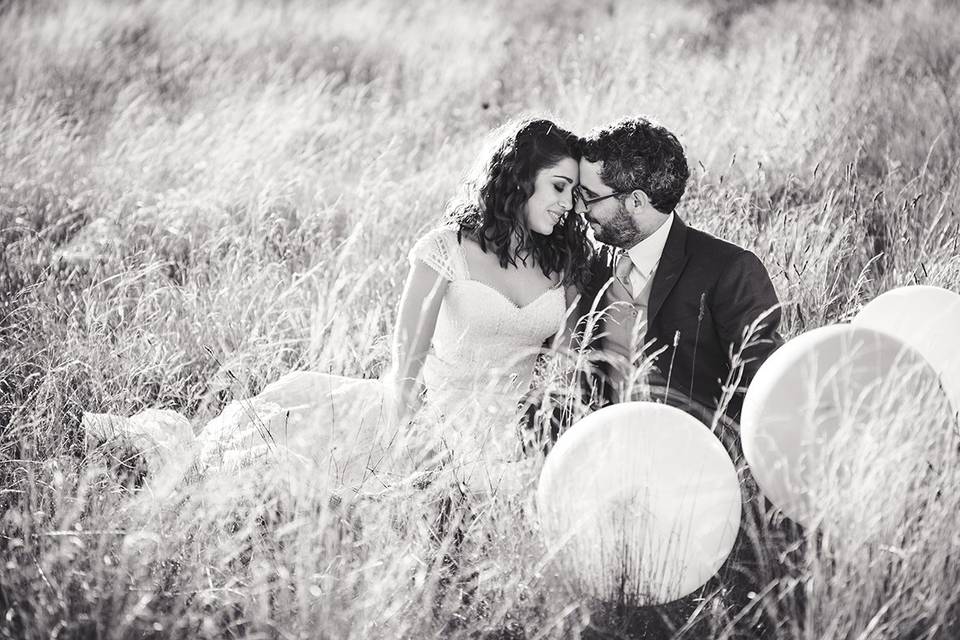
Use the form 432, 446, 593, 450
524, 157, 579, 236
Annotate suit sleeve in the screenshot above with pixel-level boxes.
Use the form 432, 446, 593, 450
711, 250, 783, 393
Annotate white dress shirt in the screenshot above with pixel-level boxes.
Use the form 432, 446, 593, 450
617, 212, 675, 308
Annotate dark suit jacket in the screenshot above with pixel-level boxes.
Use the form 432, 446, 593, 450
580, 215, 783, 427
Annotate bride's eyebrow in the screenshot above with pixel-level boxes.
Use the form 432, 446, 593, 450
553, 175, 574, 183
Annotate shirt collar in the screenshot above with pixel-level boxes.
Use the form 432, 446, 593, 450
625, 212, 674, 276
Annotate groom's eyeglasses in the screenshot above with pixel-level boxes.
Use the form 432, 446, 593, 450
574, 186, 627, 207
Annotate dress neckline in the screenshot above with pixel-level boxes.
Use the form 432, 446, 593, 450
453, 232, 563, 309
456, 279, 563, 310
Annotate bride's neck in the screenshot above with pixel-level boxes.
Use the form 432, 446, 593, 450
474, 228, 533, 268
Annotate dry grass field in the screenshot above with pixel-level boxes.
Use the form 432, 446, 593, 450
2, 0, 960, 638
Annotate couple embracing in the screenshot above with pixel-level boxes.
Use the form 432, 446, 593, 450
84, 115, 782, 500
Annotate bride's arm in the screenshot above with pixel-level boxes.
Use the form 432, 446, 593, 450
521, 283, 590, 452
388, 261, 448, 422
559, 283, 584, 349
546, 281, 607, 390
526, 285, 582, 402
546, 283, 589, 356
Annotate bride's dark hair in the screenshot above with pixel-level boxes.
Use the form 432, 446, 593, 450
444, 117, 594, 292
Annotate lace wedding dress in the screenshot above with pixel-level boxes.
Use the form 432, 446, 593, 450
83, 226, 567, 496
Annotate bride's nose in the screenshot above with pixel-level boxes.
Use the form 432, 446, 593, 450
559, 189, 573, 211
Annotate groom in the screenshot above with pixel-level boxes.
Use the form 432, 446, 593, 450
569, 117, 786, 638
574, 116, 782, 432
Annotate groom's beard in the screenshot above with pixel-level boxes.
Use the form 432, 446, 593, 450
591, 202, 642, 248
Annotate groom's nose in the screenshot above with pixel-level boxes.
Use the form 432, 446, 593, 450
574, 195, 588, 216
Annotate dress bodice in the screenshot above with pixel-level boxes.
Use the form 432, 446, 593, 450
409, 226, 567, 422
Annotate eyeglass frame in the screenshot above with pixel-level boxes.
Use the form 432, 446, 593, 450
574, 186, 630, 207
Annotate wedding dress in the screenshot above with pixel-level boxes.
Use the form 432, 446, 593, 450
83, 226, 567, 497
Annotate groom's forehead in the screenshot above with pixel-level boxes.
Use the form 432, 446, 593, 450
578, 159, 606, 190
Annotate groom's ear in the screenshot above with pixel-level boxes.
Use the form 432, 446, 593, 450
625, 189, 647, 214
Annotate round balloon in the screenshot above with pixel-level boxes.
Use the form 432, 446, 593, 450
741, 324, 954, 531
537, 402, 741, 606
853, 285, 960, 417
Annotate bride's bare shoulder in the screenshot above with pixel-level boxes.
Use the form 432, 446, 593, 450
458, 233, 502, 272
456, 230, 485, 255
458, 233, 483, 253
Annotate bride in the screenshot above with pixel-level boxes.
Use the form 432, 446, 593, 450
83, 118, 594, 498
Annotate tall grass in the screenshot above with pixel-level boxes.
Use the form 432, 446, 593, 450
2, 0, 959, 637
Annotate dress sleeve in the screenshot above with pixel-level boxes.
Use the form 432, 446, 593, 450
408, 226, 461, 281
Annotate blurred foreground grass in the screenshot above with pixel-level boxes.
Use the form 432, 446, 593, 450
2, 0, 960, 637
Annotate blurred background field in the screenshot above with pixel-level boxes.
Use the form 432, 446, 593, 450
1, 0, 959, 638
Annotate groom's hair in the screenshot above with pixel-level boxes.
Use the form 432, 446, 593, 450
582, 117, 689, 214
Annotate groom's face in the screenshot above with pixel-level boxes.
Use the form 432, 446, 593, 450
578, 159, 638, 248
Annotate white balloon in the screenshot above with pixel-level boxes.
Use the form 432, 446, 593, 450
741, 324, 953, 531
537, 402, 741, 605
853, 285, 960, 416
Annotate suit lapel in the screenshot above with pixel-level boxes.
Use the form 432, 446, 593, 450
647, 215, 689, 324
601, 244, 616, 275
589, 244, 616, 297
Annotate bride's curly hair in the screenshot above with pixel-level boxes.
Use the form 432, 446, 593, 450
444, 118, 595, 293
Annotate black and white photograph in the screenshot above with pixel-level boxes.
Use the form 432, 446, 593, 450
2, 0, 959, 638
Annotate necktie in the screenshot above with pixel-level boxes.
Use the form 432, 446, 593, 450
615, 250, 635, 298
